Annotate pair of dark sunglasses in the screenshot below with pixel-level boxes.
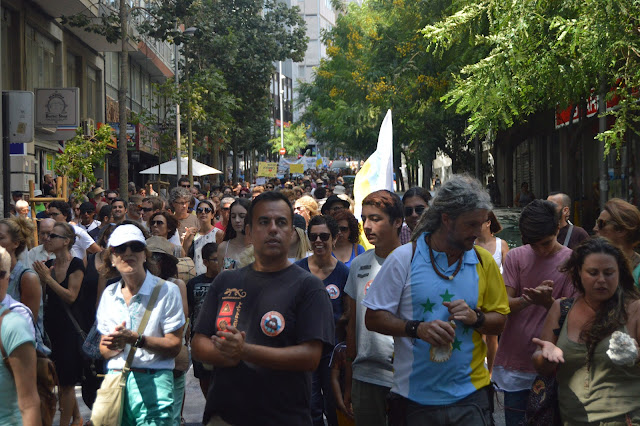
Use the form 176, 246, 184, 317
309, 232, 331, 242
150, 220, 166, 226
196, 207, 212, 214
47, 233, 67, 240
596, 219, 615, 229
140, 207, 154, 212
111, 241, 146, 254
404, 206, 426, 216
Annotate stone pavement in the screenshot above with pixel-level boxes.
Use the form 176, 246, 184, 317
54, 370, 506, 425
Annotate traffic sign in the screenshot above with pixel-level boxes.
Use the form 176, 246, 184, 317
279, 147, 286, 156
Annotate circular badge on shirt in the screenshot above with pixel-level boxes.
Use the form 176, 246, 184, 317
364, 280, 373, 296
260, 311, 285, 337
326, 284, 340, 299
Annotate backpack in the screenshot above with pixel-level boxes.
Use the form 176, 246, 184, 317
0, 308, 58, 426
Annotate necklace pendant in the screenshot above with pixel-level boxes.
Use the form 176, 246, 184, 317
448, 275, 454, 280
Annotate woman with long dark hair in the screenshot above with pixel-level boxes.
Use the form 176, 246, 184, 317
182, 200, 221, 275
217, 198, 251, 272
533, 237, 640, 424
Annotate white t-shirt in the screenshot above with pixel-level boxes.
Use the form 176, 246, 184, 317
96, 272, 185, 370
71, 224, 95, 259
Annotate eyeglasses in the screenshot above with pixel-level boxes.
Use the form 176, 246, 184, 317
140, 207, 154, 212
48, 210, 62, 217
266, 185, 274, 189
338, 226, 349, 233
196, 207, 212, 214
221, 207, 230, 211
294, 206, 304, 211
404, 206, 426, 216
309, 232, 331, 242
107, 197, 117, 202
174, 200, 189, 205
111, 241, 146, 254
150, 220, 166, 226
329, 205, 345, 212
596, 219, 615, 229
0, 271, 6, 280
181, 184, 191, 188
46, 233, 67, 240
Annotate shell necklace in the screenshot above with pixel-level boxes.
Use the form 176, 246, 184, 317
427, 235, 463, 280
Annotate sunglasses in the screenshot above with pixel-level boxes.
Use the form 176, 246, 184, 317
140, 207, 154, 212
266, 186, 274, 189
596, 219, 615, 229
309, 232, 331, 242
221, 207, 230, 211
0, 271, 6, 280
196, 207, 212, 214
111, 241, 146, 254
107, 197, 117, 201
150, 220, 166, 226
404, 206, 426, 216
181, 184, 191, 188
47, 232, 67, 240
338, 226, 349, 233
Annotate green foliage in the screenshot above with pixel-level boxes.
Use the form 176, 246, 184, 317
424, 0, 640, 151
140, 0, 308, 179
269, 122, 310, 155
299, 0, 473, 171
55, 125, 113, 199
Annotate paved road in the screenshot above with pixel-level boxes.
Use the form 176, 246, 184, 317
54, 366, 206, 426
56, 368, 506, 426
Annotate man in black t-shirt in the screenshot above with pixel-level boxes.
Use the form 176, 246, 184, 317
192, 192, 334, 426
187, 242, 218, 396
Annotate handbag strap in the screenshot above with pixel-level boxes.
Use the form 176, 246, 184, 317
122, 280, 164, 373
62, 303, 87, 340
0, 308, 14, 378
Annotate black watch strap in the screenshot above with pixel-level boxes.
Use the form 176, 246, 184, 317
405, 320, 421, 338
471, 309, 485, 329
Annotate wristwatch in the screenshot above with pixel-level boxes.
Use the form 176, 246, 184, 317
405, 320, 421, 338
134, 334, 146, 348
471, 309, 485, 329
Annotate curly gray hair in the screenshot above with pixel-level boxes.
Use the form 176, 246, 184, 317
169, 187, 192, 205
411, 174, 492, 241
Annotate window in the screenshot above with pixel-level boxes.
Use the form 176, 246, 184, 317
25, 24, 58, 90
67, 52, 79, 87
86, 66, 98, 119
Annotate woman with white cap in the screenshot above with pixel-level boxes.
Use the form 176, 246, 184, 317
96, 223, 186, 424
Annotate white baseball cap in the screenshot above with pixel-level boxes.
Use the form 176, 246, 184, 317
108, 224, 146, 248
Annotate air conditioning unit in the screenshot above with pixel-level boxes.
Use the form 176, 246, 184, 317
81, 118, 95, 137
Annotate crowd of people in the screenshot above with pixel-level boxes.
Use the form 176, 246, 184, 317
0, 171, 639, 426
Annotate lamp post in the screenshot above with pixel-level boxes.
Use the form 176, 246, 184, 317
174, 25, 197, 184
279, 61, 285, 158
183, 27, 197, 186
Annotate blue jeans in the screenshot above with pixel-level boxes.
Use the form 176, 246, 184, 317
503, 389, 529, 426
311, 352, 338, 426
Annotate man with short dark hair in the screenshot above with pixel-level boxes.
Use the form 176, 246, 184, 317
343, 190, 403, 426
178, 177, 191, 189
104, 190, 118, 204
78, 202, 100, 233
364, 176, 510, 426
89, 205, 113, 241
140, 196, 164, 228
110, 198, 127, 224
192, 191, 334, 425
546, 192, 589, 249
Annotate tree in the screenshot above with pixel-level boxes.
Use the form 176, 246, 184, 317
423, 0, 640, 153
55, 125, 113, 199
62, 1, 136, 200
141, 0, 308, 183
299, 0, 475, 187
269, 122, 310, 156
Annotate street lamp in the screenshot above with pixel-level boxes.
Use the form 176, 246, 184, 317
174, 25, 197, 183
279, 61, 285, 158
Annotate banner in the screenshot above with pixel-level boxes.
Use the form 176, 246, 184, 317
257, 162, 278, 177
353, 109, 394, 220
290, 164, 304, 174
